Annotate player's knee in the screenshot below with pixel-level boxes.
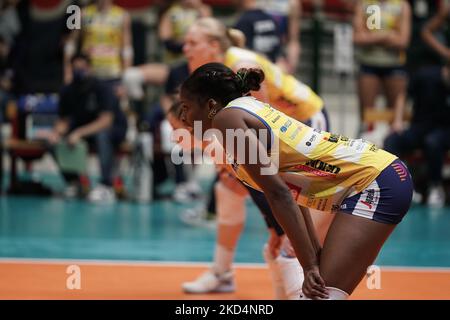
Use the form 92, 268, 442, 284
216, 181, 246, 226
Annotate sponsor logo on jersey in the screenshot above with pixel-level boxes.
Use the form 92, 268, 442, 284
280, 120, 292, 133
306, 134, 317, 147
295, 159, 341, 177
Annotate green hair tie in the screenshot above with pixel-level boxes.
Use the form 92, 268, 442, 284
236, 69, 248, 91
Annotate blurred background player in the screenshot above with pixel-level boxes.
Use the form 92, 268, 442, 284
353, 0, 411, 136
184, 18, 328, 129
159, 0, 211, 64
255, 0, 302, 73
0, 36, 12, 195
63, 0, 132, 201
0, 0, 20, 194
64, 0, 133, 85
233, 0, 282, 63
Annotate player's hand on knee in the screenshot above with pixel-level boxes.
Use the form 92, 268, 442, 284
302, 266, 329, 300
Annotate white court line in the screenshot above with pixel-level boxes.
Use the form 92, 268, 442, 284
0, 257, 267, 269
0, 257, 449, 273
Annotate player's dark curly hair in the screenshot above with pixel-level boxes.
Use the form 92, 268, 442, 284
181, 63, 265, 107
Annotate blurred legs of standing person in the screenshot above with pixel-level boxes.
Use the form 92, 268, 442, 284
357, 65, 408, 135
422, 128, 450, 207
385, 125, 449, 207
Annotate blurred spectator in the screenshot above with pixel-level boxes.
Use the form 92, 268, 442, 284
142, 60, 202, 202
422, 0, 450, 64
113, 0, 154, 66
407, 0, 445, 72
384, 65, 450, 208
0, 0, 19, 193
353, 0, 412, 133
233, 0, 282, 63
158, 0, 211, 64
11, 0, 67, 94
64, 0, 133, 85
0, 35, 12, 195
47, 54, 128, 203
0, 36, 12, 122
0, 0, 21, 47
256, 0, 301, 73
0, 0, 17, 120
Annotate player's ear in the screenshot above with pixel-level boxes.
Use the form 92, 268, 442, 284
207, 98, 218, 111
207, 98, 220, 120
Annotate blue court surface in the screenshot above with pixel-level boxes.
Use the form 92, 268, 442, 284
1, 178, 449, 268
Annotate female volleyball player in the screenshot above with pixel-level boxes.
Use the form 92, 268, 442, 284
179, 63, 413, 299
179, 17, 334, 298
168, 101, 305, 299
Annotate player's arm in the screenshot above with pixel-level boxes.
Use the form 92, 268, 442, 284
158, 8, 183, 54
72, 112, 113, 140
212, 108, 327, 299
122, 12, 133, 70
63, 29, 80, 84
286, 0, 301, 72
383, 1, 411, 50
422, 2, 450, 60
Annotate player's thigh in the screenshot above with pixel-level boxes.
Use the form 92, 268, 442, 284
319, 212, 395, 294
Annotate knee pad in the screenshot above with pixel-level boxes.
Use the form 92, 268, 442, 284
299, 287, 349, 300
263, 245, 304, 300
326, 287, 349, 300
216, 181, 246, 226
276, 254, 304, 300
263, 244, 287, 300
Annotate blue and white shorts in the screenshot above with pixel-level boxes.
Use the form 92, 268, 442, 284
340, 159, 413, 225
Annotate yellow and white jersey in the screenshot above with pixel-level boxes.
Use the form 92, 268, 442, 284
81, 4, 126, 79
224, 97, 397, 213
163, 4, 201, 63
224, 47, 323, 122
166, 4, 201, 43
358, 0, 406, 66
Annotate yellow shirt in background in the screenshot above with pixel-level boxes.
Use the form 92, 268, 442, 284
82, 4, 125, 80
